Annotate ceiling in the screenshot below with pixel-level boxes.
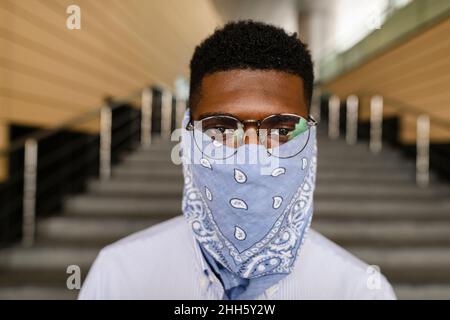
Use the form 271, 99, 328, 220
211, 0, 301, 34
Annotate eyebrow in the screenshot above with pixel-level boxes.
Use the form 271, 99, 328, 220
197, 112, 237, 120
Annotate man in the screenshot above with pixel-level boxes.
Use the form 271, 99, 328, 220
79, 21, 396, 300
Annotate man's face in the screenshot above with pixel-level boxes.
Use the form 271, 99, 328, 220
192, 69, 308, 125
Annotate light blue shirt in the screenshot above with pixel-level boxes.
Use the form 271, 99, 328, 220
79, 216, 397, 300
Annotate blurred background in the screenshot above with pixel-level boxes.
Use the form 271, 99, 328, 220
0, 0, 449, 299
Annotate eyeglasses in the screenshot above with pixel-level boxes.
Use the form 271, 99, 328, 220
186, 113, 317, 159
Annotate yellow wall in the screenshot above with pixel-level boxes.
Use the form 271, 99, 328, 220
0, 0, 222, 180
0, 0, 222, 130
324, 16, 450, 144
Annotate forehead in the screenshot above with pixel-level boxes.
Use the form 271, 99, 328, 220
193, 69, 307, 120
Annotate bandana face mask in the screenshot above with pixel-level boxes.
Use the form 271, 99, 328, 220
181, 110, 317, 279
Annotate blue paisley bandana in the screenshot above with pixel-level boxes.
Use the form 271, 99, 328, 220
181, 110, 317, 296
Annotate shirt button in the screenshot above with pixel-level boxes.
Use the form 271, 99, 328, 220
265, 285, 279, 298
200, 277, 208, 288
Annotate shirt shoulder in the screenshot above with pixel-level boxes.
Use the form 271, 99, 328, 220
100, 215, 192, 262
78, 216, 203, 299
278, 229, 397, 300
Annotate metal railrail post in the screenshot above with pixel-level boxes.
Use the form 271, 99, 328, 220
370, 95, 383, 154
416, 114, 430, 187
175, 98, 186, 129
141, 87, 153, 148
328, 95, 340, 139
346, 95, 359, 145
161, 90, 172, 138
311, 89, 322, 123
100, 105, 112, 181
22, 139, 38, 247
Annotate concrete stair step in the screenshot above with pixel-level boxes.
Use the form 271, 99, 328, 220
113, 166, 417, 183
41, 214, 450, 248
348, 247, 450, 283
315, 199, 450, 220
125, 148, 404, 163
64, 196, 182, 217
65, 191, 450, 220
313, 221, 450, 247
316, 162, 415, 171
394, 284, 450, 300
64, 194, 450, 220
0, 268, 81, 287
37, 216, 161, 245
88, 179, 183, 197
122, 152, 178, 164
317, 155, 404, 164
86, 179, 448, 200
112, 169, 183, 182
317, 142, 399, 153
135, 142, 176, 151
317, 171, 415, 183
0, 245, 99, 270
122, 154, 413, 170
315, 184, 449, 200
112, 165, 182, 177
114, 161, 416, 177
0, 285, 77, 300
131, 140, 401, 157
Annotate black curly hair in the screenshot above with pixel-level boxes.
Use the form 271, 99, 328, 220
189, 20, 314, 110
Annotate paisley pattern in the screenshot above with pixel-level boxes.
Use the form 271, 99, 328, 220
234, 168, 247, 183
229, 198, 248, 210
234, 226, 247, 241
271, 167, 286, 177
272, 196, 283, 209
302, 158, 308, 170
181, 109, 317, 279
200, 158, 212, 170
182, 147, 317, 279
205, 186, 213, 201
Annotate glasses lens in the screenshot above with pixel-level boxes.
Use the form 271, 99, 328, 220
201, 116, 242, 148
192, 116, 242, 159
260, 115, 310, 158
190, 115, 312, 159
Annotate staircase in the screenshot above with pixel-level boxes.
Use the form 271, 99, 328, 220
0, 126, 449, 300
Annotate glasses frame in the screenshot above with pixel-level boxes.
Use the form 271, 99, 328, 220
186, 113, 317, 159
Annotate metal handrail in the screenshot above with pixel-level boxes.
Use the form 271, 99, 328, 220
323, 91, 450, 188
0, 90, 141, 157
358, 91, 450, 130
